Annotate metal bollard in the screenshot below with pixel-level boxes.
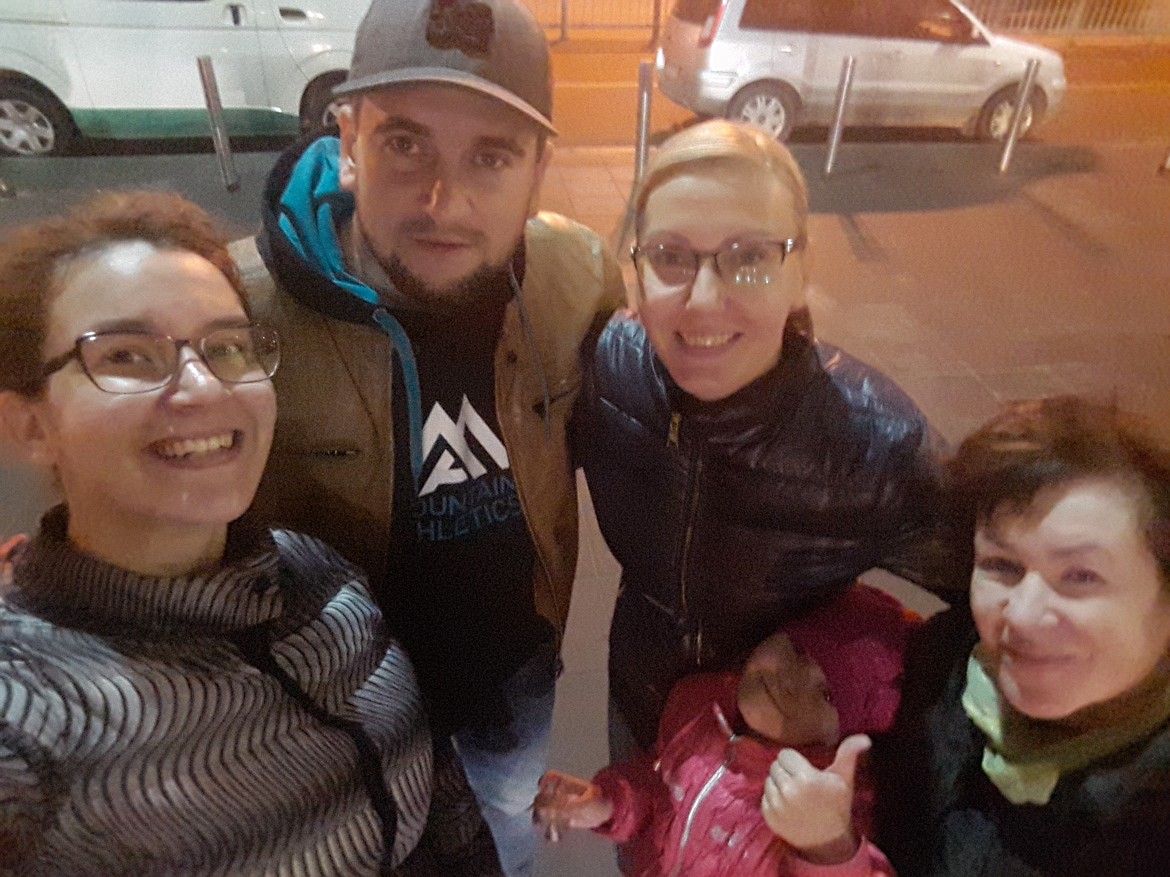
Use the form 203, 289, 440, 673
635, 60, 654, 183
197, 55, 241, 193
824, 56, 856, 177
650, 0, 665, 48
998, 58, 1040, 174
613, 62, 657, 257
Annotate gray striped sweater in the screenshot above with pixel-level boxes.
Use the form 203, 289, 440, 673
0, 509, 439, 877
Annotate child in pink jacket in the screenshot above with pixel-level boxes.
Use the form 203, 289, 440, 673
534, 585, 917, 876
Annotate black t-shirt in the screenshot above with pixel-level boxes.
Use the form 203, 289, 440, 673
380, 274, 553, 736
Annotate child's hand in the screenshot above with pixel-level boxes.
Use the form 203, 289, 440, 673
760, 734, 871, 865
0, 534, 27, 590
533, 770, 614, 841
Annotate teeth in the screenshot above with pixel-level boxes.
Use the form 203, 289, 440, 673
681, 334, 734, 348
155, 432, 235, 459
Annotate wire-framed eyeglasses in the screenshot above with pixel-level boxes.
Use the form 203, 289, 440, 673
41, 324, 281, 395
631, 237, 805, 289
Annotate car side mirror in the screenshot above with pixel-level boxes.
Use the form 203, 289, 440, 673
917, 15, 967, 43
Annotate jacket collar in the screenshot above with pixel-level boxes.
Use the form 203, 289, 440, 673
8, 506, 282, 638
660, 307, 824, 435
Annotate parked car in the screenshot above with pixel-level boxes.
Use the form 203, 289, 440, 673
0, 0, 368, 156
657, 0, 1066, 141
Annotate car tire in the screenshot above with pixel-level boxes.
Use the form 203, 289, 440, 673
300, 73, 347, 136
727, 82, 798, 142
976, 85, 1044, 142
0, 81, 77, 157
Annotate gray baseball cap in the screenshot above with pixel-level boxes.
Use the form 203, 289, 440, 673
334, 0, 556, 135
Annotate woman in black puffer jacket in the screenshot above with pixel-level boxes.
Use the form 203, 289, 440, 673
574, 120, 962, 751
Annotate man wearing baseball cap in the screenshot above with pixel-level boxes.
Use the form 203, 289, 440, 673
231, 1, 625, 874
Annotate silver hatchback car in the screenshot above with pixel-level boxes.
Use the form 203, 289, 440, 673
657, 0, 1066, 140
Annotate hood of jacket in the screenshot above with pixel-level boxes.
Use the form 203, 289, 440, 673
259, 135, 383, 326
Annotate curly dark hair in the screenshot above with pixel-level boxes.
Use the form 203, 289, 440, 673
0, 191, 246, 397
948, 395, 1170, 584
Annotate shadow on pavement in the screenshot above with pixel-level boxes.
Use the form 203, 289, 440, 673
651, 117, 1099, 215
796, 141, 1098, 214
1, 134, 1098, 236
0, 146, 285, 238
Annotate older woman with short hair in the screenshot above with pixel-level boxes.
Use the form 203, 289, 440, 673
875, 395, 1170, 875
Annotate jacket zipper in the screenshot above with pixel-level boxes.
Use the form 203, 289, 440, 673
667, 710, 738, 877
669, 410, 706, 668
669, 762, 727, 877
497, 275, 562, 637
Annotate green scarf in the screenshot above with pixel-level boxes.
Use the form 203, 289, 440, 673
961, 647, 1170, 805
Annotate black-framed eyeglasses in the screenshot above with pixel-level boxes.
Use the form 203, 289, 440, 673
631, 237, 805, 289
41, 324, 281, 395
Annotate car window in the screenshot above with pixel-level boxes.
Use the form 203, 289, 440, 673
672, 0, 724, 24
869, 0, 973, 40
805, 0, 875, 36
739, 0, 817, 31
914, 0, 974, 40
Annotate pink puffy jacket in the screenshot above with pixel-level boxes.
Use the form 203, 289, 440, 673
593, 585, 915, 877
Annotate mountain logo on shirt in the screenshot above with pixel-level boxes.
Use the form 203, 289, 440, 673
419, 396, 510, 497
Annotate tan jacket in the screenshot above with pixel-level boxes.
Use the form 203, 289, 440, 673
231, 212, 625, 634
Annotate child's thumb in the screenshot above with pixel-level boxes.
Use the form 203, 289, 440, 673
828, 733, 872, 785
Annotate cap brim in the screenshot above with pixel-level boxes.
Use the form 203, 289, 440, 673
333, 67, 557, 135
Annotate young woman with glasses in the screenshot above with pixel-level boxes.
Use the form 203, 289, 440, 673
571, 120, 961, 870
0, 192, 498, 876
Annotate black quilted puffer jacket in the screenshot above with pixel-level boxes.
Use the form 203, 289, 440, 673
873, 604, 1170, 876
574, 310, 963, 747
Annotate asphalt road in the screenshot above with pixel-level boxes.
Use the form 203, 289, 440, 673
546, 33, 1170, 144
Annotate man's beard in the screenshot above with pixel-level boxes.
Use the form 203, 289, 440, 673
381, 251, 513, 313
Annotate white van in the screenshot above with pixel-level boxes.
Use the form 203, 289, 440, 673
657, 0, 1066, 141
0, 0, 368, 156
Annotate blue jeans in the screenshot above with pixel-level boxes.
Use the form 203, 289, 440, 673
453, 647, 559, 877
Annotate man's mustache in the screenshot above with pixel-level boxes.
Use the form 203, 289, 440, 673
397, 217, 485, 246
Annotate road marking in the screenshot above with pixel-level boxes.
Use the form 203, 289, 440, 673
839, 214, 887, 263
1022, 191, 1110, 258
556, 81, 640, 89
1071, 82, 1170, 91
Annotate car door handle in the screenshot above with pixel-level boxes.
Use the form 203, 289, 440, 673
778, 44, 795, 54
279, 7, 309, 20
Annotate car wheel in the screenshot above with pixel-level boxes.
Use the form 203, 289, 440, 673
976, 85, 1042, 142
300, 73, 347, 136
727, 83, 798, 142
0, 81, 76, 157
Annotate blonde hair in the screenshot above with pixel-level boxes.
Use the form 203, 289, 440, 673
631, 120, 809, 241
